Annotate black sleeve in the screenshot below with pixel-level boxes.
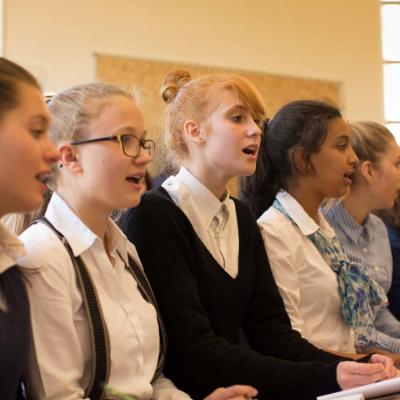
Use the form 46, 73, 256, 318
122, 194, 342, 400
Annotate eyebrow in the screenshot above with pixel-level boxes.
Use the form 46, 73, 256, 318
335, 135, 350, 141
226, 104, 248, 113
31, 114, 50, 125
118, 127, 148, 138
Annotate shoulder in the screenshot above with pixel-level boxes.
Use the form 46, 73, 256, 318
258, 206, 298, 240
18, 222, 72, 274
369, 213, 387, 230
122, 187, 195, 242
125, 187, 183, 222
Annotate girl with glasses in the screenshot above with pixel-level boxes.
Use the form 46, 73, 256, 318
16, 82, 256, 400
0, 57, 59, 399
122, 70, 397, 400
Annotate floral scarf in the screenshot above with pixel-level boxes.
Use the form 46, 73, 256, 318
273, 198, 387, 350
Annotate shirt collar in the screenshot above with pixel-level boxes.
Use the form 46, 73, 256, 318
333, 202, 372, 243
169, 166, 231, 228
0, 221, 25, 273
46, 193, 129, 259
276, 190, 333, 237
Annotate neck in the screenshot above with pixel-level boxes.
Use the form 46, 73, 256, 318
286, 181, 323, 222
341, 188, 372, 225
183, 164, 229, 200
56, 188, 110, 241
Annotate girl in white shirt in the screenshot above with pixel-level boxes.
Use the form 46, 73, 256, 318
122, 70, 397, 400
17, 82, 257, 400
240, 100, 383, 356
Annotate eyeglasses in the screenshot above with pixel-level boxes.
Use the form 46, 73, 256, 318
70, 134, 156, 160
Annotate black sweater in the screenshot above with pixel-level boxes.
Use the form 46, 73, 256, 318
0, 266, 31, 400
122, 187, 343, 400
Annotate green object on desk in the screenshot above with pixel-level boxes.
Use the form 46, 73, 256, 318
104, 384, 139, 400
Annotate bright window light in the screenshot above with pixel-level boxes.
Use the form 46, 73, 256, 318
387, 123, 400, 144
382, 4, 400, 61
383, 63, 400, 121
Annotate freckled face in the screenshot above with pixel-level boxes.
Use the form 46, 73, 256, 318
198, 90, 262, 182
73, 96, 152, 212
0, 83, 59, 216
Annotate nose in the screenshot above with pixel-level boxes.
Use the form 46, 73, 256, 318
348, 145, 359, 166
42, 135, 60, 165
134, 145, 153, 166
248, 118, 262, 137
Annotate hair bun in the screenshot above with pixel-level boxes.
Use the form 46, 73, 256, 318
161, 69, 192, 103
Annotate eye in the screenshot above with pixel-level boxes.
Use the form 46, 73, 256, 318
337, 143, 348, 150
31, 129, 45, 138
231, 114, 244, 123
121, 135, 135, 145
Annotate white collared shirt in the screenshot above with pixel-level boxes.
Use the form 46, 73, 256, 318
162, 167, 239, 278
18, 193, 190, 400
0, 221, 25, 310
258, 191, 355, 353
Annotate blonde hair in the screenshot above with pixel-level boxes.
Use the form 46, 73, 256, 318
47, 82, 134, 186
14, 83, 135, 233
349, 121, 395, 166
160, 69, 265, 169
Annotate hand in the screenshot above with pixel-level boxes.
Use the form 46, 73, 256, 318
203, 385, 258, 400
369, 354, 397, 379
337, 360, 389, 389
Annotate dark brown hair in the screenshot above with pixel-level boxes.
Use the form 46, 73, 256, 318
0, 57, 40, 120
240, 100, 342, 217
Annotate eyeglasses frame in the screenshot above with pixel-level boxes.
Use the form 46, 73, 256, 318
70, 133, 156, 160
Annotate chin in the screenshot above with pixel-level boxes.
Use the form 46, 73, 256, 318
22, 193, 46, 213
123, 196, 141, 209
238, 166, 256, 177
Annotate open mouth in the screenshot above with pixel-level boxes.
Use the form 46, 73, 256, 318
344, 170, 354, 182
242, 144, 258, 156
126, 174, 143, 184
36, 171, 52, 184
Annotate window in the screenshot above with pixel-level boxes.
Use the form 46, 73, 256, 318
381, 1, 400, 141
0, 0, 3, 56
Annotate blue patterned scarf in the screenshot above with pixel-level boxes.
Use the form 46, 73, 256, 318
273, 198, 387, 351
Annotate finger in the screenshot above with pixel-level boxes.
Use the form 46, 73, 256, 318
220, 385, 258, 399
203, 386, 258, 400
349, 370, 388, 387
352, 363, 384, 376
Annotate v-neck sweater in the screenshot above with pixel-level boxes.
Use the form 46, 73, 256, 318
122, 187, 343, 400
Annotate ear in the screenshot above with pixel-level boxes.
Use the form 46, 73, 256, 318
359, 160, 375, 184
183, 120, 206, 145
58, 144, 83, 173
293, 146, 308, 175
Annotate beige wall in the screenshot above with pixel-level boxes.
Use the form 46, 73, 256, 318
3, 0, 383, 121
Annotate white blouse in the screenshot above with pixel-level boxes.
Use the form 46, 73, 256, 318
18, 193, 190, 400
258, 191, 355, 353
162, 167, 239, 278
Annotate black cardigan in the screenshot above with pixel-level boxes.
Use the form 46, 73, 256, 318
122, 187, 344, 400
0, 266, 31, 400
